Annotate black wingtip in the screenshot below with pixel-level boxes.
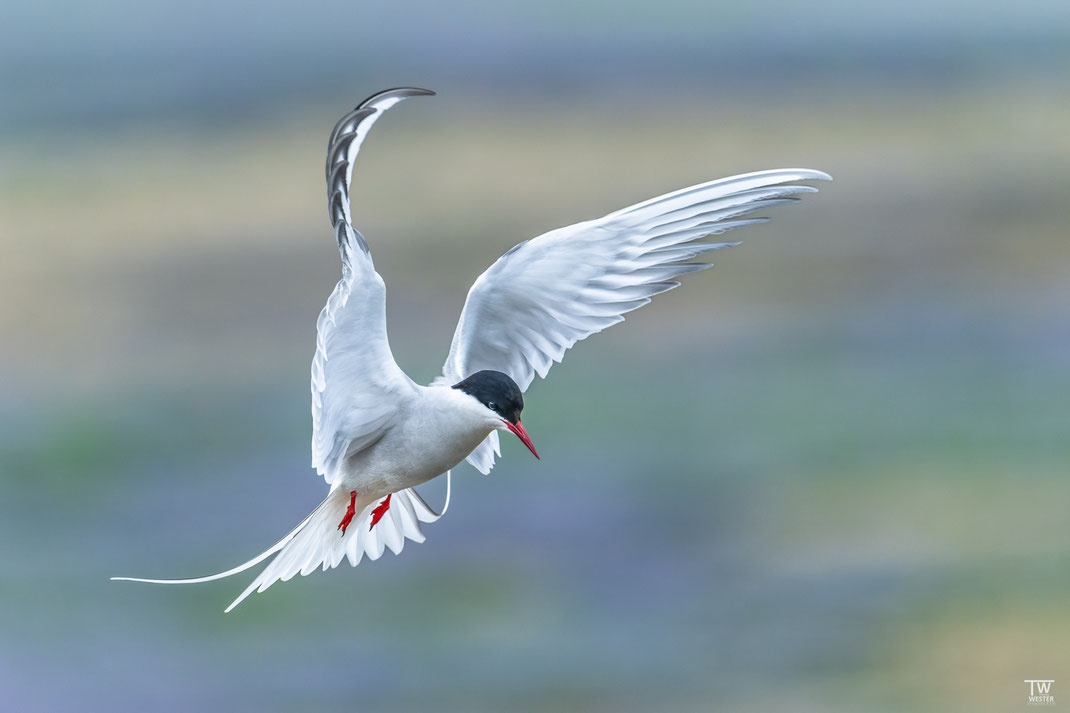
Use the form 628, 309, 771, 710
357, 87, 436, 109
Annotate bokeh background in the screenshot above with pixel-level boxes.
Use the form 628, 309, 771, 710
2, 1, 1069, 711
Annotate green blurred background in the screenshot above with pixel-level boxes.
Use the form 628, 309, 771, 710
2, 1, 1069, 711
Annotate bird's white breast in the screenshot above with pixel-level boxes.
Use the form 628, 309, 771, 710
336, 385, 495, 499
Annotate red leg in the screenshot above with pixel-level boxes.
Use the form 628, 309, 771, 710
337, 491, 357, 535
370, 493, 392, 530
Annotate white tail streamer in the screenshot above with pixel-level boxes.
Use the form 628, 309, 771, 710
112, 473, 451, 612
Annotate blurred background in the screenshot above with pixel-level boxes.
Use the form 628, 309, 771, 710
2, 1, 1069, 711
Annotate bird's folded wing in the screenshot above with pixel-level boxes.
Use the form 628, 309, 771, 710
439, 168, 831, 474
312, 89, 433, 485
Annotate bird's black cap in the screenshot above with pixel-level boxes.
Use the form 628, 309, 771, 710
452, 370, 524, 424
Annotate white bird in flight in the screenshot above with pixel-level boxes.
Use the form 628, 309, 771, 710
114, 88, 831, 611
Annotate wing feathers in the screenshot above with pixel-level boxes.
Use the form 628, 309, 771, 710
310, 91, 433, 485
606, 168, 830, 221
442, 168, 830, 474
325, 88, 436, 247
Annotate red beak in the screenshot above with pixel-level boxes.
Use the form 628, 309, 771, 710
503, 420, 539, 459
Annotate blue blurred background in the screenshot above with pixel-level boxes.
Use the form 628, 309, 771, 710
2, 1, 1069, 711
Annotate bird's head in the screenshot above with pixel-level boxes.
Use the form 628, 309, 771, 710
452, 370, 539, 459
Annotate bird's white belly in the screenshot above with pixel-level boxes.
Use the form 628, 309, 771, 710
337, 405, 493, 500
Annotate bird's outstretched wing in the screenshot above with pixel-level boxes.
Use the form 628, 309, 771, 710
312, 88, 435, 486
439, 168, 831, 474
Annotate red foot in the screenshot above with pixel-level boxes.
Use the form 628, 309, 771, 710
337, 491, 357, 535
369, 493, 392, 530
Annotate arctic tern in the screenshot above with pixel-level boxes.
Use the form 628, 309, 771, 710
113, 87, 830, 611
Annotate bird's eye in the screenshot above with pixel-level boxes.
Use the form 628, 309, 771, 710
488, 402, 497, 411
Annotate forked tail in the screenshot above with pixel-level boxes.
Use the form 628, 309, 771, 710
112, 475, 450, 612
